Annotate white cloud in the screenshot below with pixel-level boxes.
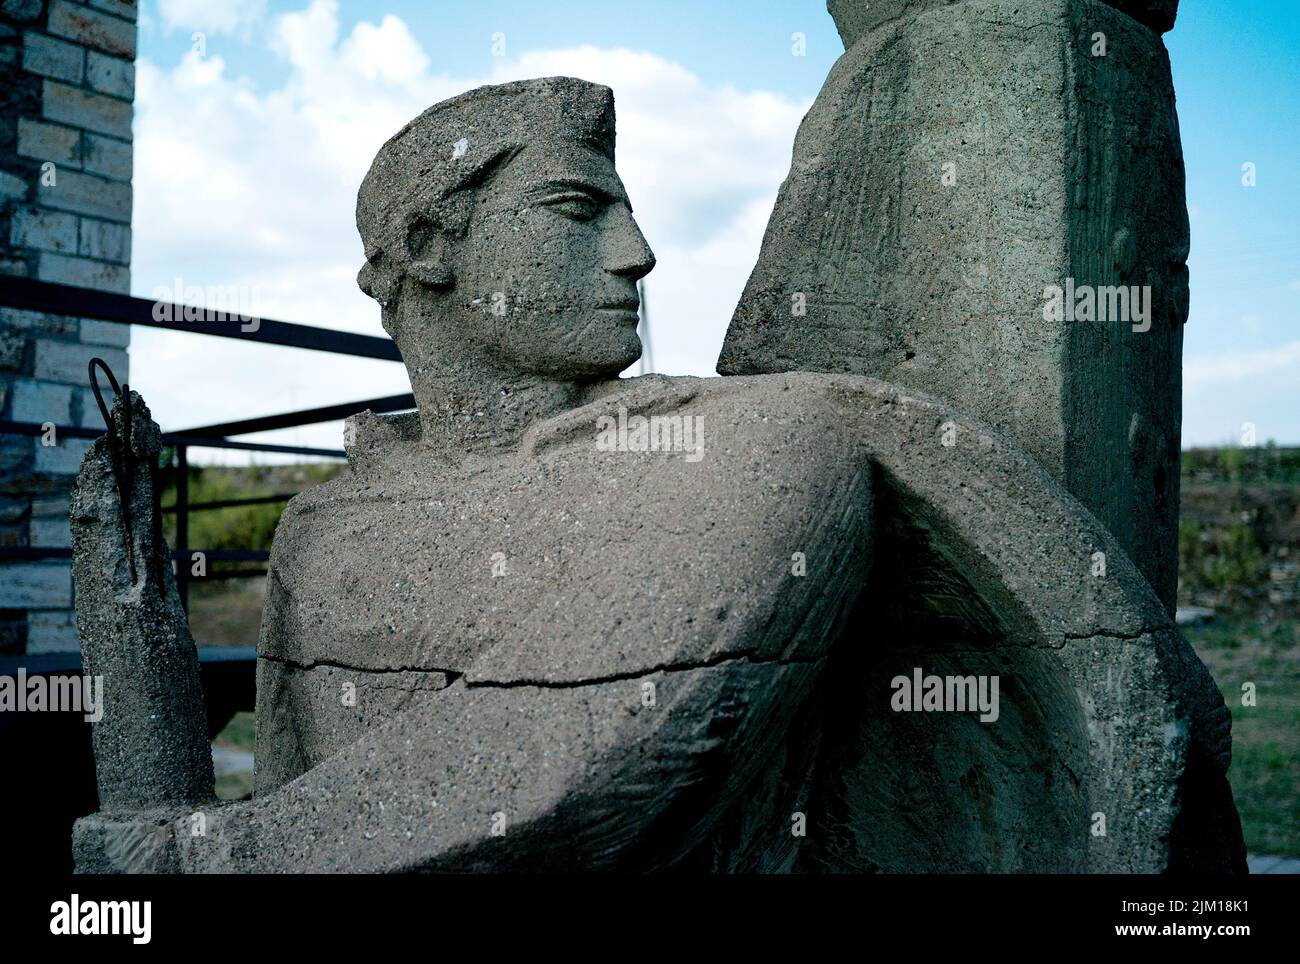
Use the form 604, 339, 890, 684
130, 1, 808, 460
1183, 343, 1300, 447
156, 0, 267, 37
1185, 341, 1300, 386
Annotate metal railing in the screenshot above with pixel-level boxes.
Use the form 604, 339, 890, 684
0, 275, 414, 610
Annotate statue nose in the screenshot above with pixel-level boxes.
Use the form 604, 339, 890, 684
606, 205, 656, 280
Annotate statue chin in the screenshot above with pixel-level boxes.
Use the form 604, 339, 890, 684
506, 334, 643, 381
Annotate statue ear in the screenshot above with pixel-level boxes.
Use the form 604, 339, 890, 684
404, 215, 454, 290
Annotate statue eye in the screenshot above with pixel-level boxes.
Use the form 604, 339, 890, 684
541, 192, 599, 222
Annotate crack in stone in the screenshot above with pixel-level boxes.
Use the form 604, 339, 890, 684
465, 651, 823, 689
1062, 626, 1166, 643
258, 649, 821, 690
258, 652, 464, 681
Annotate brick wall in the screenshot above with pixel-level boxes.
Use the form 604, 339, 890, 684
0, 0, 135, 654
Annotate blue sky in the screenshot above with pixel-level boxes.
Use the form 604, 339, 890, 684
129, 0, 1300, 456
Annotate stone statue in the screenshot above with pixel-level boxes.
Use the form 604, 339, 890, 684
71, 3, 1246, 874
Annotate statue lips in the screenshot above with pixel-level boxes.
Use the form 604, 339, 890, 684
597, 296, 641, 325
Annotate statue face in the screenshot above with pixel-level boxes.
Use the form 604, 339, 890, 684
448, 139, 656, 379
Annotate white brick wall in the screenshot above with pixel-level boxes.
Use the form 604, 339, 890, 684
80, 317, 130, 347
9, 206, 78, 253
42, 78, 131, 139
10, 378, 74, 424
0, 306, 79, 338
27, 608, 79, 654
0, 563, 72, 608
37, 249, 129, 291
16, 117, 81, 167
37, 167, 131, 223
1, 169, 30, 202
3, 0, 137, 654
77, 216, 128, 263
82, 131, 129, 179
33, 338, 126, 383
85, 49, 131, 99
46, 0, 136, 60
34, 435, 92, 474
29, 511, 71, 547
22, 31, 84, 83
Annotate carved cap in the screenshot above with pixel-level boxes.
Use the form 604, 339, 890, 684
355, 77, 616, 305
827, 0, 1179, 47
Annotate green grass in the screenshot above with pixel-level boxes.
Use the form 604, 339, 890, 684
188, 579, 267, 646
158, 457, 342, 553
1183, 618, 1300, 855
214, 711, 256, 751
213, 712, 256, 801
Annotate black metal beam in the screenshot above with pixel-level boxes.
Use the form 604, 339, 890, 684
0, 276, 402, 361
0, 645, 257, 678
0, 547, 269, 562
176, 393, 414, 439
161, 493, 297, 513
0, 420, 345, 458
176, 445, 189, 610
163, 433, 345, 458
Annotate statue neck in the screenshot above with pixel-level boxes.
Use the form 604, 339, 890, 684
391, 297, 613, 455
413, 365, 591, 455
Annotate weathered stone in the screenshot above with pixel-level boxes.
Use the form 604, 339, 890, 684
719, 0, 1187, 612
201, 373, 1233, 873
827, 0, 1178, 44
69, 391, 214, 810
79, 317, 130, 348
70, 65, 1242, 875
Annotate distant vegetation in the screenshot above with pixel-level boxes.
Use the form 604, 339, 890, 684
1179, 445, 1299, 616
157, 453, 342, 555
1182, 442, 1300, 487
157, 456, 344, 649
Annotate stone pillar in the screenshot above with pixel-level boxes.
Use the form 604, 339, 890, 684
0, 0, 134, 654
718, 0, 1186, 612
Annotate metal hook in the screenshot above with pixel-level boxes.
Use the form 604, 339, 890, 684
88, 357, 137, 583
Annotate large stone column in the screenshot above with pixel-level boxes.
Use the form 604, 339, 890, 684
719, 0, 1186, 611
0, 0, 135, 654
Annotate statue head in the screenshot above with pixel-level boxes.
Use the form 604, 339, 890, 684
356, 77, 656, 385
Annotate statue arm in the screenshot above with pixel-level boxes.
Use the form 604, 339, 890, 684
75, 382, 874, 872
